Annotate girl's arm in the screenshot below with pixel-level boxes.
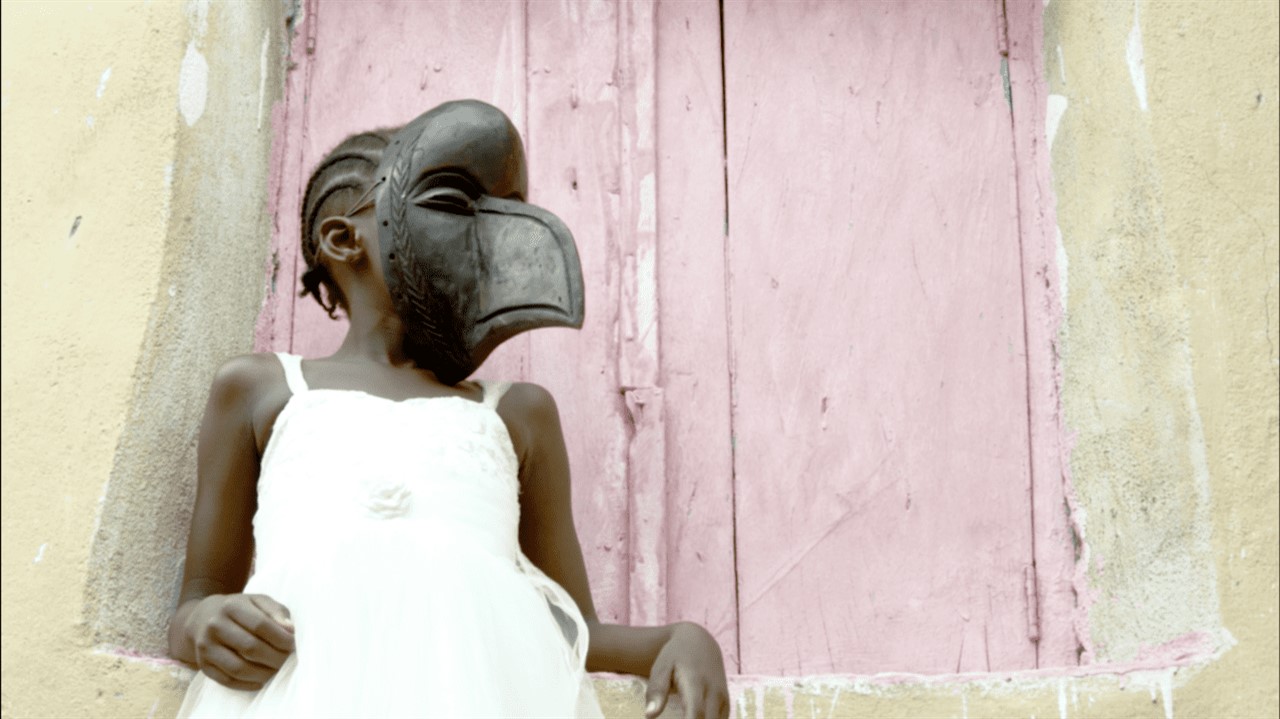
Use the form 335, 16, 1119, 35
169, 354, 296, 689
503, 383, 729, 719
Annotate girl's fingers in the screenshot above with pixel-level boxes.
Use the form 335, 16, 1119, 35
210, 619, 290, 669
198, 661, 262, 692
200, 643, 275, 686
644, 660, 673, 718
248, 594, 295, 632
703, 693, 722, 719
677, 672, 706, 719
228, 598, 295, 653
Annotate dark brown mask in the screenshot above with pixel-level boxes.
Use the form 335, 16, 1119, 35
373, 100, 585, 384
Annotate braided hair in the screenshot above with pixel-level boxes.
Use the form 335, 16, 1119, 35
299, 129, 394, 318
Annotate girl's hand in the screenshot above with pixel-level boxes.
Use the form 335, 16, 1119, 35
185, 593, 296, 690
644, 622, 730, 719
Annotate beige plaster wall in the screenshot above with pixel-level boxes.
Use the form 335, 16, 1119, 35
1, 0, 287, 716
1042, 0, 1279, 710
0, 1, 1275, 718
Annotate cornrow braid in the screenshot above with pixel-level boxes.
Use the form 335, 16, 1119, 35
299, 129, 395, 319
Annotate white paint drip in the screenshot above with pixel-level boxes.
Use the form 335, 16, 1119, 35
1157, 670, 1172, 716
1130, 669, 1176, 719
96, 67, 112, 98
1125, 0, 1149, 112
257, 30, 269, 130
1057, 679, 1068, 719
33, 543, 47, 563
1056, 45, 1067, 85
178, 42, 208, 126
1045, 94, 1068, 154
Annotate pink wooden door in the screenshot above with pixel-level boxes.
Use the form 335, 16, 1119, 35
260, 0, 1064, 678
723, 0, 1042, 674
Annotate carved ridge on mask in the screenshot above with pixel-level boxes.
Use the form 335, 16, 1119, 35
387, 141, 470, 383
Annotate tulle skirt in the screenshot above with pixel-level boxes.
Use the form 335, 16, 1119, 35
177, 525, 602, 719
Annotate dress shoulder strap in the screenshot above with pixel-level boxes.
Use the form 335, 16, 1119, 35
480, 380, 512, 409
274, 352, 310, 395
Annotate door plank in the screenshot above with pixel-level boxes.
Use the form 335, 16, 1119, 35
654, 1, 740, 668
723, 0, 1038, 674
524, 0, 633, 623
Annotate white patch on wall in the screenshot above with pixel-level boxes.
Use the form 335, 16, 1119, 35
178, 42, 209, 127
33, 543, 48, 563
186, 0, 210, 40
1056, 45, 1067, 85
96, 67, 112, 98
638, 172, 656, 233
85, 115, 95, 129
257, 30, 270, 130
1046, 93, 1068, 154
1126, 0, 1149, 112
162, 162, 175, 219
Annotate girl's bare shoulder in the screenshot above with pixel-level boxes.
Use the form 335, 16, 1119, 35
207, 353, 293, 452
492, 381, 564, 461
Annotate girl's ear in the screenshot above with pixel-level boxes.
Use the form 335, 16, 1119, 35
317, 216, 365, 266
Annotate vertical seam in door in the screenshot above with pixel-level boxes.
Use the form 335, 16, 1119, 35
999, 0, 1043, 668
717, 0, 743, 673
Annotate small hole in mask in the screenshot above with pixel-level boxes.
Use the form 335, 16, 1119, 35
389, 253, 396, 262
382, 220, 388, 226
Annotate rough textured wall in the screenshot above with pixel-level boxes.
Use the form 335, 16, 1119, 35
83, 0, 288, 656
0, 1, 287, 717
1044, 0, 1279, 703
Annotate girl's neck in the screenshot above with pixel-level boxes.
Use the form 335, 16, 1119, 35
331, 303, 413, 367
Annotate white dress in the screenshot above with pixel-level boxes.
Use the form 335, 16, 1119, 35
178, 353, 603, 718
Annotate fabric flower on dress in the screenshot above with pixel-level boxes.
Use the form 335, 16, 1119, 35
361, 477, 412, 518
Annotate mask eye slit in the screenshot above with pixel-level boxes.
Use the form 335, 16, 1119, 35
410, 186, 476, 216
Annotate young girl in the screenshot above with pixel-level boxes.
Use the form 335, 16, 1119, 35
169, 101, 729, 719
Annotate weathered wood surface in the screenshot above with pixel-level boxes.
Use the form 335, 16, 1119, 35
722, 0, 1040, 674
654, 1, 740, 669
